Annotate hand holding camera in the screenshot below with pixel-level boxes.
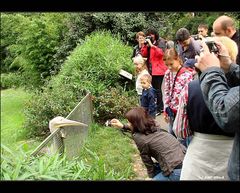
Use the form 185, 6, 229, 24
204, 40, 219, 54
144, 36, 154, 46
105, 118, 124, 129
195, 41, 221, 72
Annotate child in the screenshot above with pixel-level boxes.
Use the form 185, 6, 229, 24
133, 55, 150, 104
163, 48, 193, 147
140, 73, 157, 118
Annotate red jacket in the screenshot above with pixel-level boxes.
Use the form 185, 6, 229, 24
141, 45, 168, 76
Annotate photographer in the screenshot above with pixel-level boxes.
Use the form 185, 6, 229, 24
144, 28, 168, 115
176, 27, 202, 69
195, 39, 240, 181
109, 107, 186, 181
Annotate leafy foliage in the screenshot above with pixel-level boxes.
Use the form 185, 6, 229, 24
94, 86, 137, 124
1, 13, 68, 87
1, 143, 132, 180
2, 12, 239, 89
24, 31, 136, 137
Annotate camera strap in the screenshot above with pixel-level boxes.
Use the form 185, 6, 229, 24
170, 66, 183, 100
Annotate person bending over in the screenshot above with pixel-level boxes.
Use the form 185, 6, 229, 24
110, 107, 186, 181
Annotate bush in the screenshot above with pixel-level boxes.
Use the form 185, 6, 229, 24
1, 73, 22, 89
94, 86, 137, 123
24, 31, 136, 138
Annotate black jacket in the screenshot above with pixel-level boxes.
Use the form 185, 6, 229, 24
187, 79, 234, 136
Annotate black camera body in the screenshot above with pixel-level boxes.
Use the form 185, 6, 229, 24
205, 40, 219, 54
144, 36, 153, 45
193, 36, 219, 54
192, 34, 202, 40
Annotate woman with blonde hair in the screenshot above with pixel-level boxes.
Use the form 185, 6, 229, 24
133, 54, 150, 104
214, 36, 238, 63
178, 36, 238, 180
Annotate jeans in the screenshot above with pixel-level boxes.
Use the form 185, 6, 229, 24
153, 166, 181, 181
168, 114, 176, 137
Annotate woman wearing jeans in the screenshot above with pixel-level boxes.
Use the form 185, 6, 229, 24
109, 107, 186, 180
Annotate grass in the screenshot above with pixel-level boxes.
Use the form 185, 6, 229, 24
79, 123, 137, 179
1, 88, 33, 148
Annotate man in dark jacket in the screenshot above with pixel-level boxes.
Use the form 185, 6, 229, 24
175, 27, 202, 64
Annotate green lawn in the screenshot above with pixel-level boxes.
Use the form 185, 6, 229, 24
1, 88, 32, 147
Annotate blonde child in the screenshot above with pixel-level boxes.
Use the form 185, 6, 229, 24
140, 74, 157, 118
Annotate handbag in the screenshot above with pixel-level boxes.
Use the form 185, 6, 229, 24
172, 85, 192, 139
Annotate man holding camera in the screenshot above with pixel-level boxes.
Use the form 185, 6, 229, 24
175, 27, 202, 69
195, 40, 239, 181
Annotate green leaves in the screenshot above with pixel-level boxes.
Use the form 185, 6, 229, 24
24, 31, 135, 137
1, 143, 129, 180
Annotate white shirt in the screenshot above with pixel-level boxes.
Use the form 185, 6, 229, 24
136, 69, 150, 95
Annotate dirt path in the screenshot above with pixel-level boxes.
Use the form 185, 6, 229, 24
131, 142, 148, 180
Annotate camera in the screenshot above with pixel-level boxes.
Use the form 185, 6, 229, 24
205, 40, 219, 54
144, 36, 153, 45
191, 34, 202, 40
105, 120, 112, 127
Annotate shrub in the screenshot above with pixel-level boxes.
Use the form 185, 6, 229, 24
0, 73, 22, 89
24, 31, 136, 138
94, 86, 137, 123
0, 71, 41, 90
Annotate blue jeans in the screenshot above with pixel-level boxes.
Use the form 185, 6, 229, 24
152, 163, 181, 181
153, 169, 181, 181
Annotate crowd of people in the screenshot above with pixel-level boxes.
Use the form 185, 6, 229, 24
109, 15, 239, 181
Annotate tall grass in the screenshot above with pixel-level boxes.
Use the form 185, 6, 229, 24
1, 143, 129, 180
